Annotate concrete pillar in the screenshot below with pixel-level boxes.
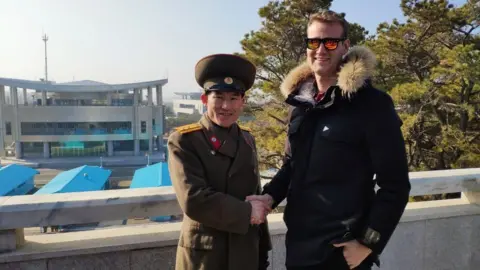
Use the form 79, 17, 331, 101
108, 141, 114, 157
156, 85, 162, 106
41, 91, 47, 106
0, 229, 22, 252
11, 87, 18, 106
157, 137, 162, 154
15, 141, 22, 159
43, 142, 50, 158
0, 85, 5, 105
133, 89, 139, 106
133, 89, 139, 156
107, 93, 112, 106
12, 87, 21, 159
134, 140, 140, 156
148, 115, 153, 153
23, 88, 27, 105
155, 85, 164, 145
462, 179, 479, 205
0, 85, 5, 157
147, 86, 153, 106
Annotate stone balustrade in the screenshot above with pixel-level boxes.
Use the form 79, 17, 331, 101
0, 168, 479, 269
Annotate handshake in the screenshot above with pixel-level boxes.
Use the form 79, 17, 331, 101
246, 194, 274, 225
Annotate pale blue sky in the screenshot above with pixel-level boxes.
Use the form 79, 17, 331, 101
0, 0, 466, 101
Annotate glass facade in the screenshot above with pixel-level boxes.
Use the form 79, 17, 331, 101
21, 122, 132, 136
5, 122, 11, 135
50, 141, 106, 157
36, 98, 134, 106
22, 142, 44, 155
140, 139, 149, 151
113, 140, 134, 151
111, 99, 134, 106
52, 99, 108, 106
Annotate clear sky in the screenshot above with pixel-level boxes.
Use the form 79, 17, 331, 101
0, 0, 467, 101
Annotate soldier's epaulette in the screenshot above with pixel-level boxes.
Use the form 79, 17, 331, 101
239, 125, 252, 132
175, 123, 202, 134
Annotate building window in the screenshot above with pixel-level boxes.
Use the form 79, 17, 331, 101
20, 122, 132, 135
141, 121, 146, 133
50, 141, 106, 157
179, 104, 196, 109
5, 122, 11, 135
140, 139, 149, 151
113, 140, 134, 151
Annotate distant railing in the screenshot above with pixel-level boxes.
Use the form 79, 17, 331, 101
0, 168, 479, 253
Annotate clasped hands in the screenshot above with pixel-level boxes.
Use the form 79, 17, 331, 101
246, 194, 273, 225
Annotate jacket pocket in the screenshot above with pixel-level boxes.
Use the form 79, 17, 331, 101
178, 227, 215, 250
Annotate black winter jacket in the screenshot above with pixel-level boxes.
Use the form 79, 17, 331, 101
263, 46, 411, 268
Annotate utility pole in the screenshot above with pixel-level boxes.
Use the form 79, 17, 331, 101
42, 34, 48, 82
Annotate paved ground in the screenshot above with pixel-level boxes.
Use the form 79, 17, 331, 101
1, 153, 166, 169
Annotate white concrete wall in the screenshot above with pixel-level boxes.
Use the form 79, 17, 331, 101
0, 169, 478, 269
0, 206, 478, 270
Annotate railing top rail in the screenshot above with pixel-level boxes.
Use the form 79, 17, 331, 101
0, 168, 479, 230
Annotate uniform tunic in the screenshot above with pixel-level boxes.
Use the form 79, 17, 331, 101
168, 115, 271, 270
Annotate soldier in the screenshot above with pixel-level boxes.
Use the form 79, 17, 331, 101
167, 54, 272, 270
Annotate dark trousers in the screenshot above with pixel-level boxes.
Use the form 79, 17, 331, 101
287, 249, 373, 270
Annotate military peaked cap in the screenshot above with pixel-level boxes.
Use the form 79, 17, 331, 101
195, 54, 256, 93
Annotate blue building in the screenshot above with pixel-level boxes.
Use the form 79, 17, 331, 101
130, 162, 172, 222
0, 164, 39, 196
130, 162, 171, 188
35, 165, 112, 232
35, 165, 112, 194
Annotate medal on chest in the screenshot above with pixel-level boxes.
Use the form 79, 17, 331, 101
209, 135, 222, 155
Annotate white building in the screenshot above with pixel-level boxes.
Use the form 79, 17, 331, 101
0, 77, 167, 159
172, 92, 205, 116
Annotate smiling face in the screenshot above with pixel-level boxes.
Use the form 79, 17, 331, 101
306, 20, 350, 77
201, 91, 245, 128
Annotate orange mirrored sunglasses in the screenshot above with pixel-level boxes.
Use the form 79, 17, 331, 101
305, 38, 345, 51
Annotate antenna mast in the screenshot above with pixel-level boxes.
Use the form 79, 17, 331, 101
42, 33, 49, 82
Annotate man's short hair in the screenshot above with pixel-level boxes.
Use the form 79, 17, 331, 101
308, 10, 349, 38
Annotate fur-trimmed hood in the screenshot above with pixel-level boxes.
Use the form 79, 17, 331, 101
280, 46, 377, 100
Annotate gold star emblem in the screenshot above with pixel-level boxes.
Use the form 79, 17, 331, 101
224, 77, 233, 84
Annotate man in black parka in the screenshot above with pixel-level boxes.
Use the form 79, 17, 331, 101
247, 10, 411, 270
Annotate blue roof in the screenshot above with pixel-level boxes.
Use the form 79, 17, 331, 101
130, 162, 171, 189
35, 165, 111, 194
0, 164, 39, 196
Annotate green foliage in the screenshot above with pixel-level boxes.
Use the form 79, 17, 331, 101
164, 105, 175, 117
239, 0, 479, 173
238, 0, 368, 169
368, 0, 480, 170
165, 113, 202, 133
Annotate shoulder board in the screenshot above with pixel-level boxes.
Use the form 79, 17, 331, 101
239, 125, 252, 132
175, 123, 202, 134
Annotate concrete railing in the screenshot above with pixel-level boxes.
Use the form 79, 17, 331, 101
0, 168, 479, 269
